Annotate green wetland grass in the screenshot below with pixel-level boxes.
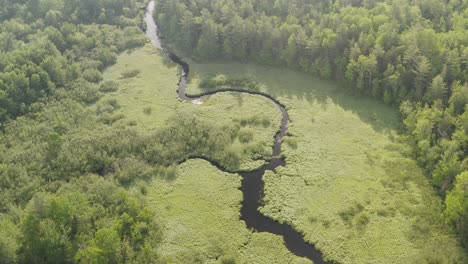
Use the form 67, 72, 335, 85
186, 61, 466, 263
149, 159, 311, 263
99, 45, 281, 171
99, 45, 465, 263
100, 45, 308, 263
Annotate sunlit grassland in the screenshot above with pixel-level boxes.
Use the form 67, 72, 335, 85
149, 159, 311, 263
100, 45, 307, 262
186, 61, 466, 263
100, 45, 281, 170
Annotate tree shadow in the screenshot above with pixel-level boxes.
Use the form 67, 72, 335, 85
184, 59, 403, 136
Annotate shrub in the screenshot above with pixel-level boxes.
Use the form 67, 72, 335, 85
96, 99, 119, 115
68, 78, 101, 104
143, 106, 152, 115
120, 69, 140, 79
284, 137, 298, 149
99, 80, 119, 93
82, 69, 103, 83
115, 158, 155, 185
354, 213, 370, 229
238, 129, 254, 143
239, 116, 264, 127
199, 74, 260, 91
220, 255, 236, 264
262, 118, 271, 128
339, 203, 364, 225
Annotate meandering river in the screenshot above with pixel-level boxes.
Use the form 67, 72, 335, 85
145, 1, 331, 263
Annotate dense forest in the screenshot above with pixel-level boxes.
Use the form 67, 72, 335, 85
154, 0, 468, 245
0, 1, 257, 261
0, 0, 155, 262
0, 0, 149, 125
0, 0, 246, 262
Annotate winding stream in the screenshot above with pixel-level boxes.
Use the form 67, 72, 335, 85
145, 1, 330, 263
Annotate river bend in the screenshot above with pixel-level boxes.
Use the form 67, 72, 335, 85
145, 1, 331, 263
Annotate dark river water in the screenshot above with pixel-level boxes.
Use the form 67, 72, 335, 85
145, 1, 331, 263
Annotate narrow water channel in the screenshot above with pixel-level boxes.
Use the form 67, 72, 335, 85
145, 1, 331, 263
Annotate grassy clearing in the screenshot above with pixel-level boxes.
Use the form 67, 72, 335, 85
148, 159, 311, 264
186, 61, 466, 263
100, 45, 306, 262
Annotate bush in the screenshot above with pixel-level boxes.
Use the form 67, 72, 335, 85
143, 106, 152, 115
262, 118, 271, 128
115, 158, 155, 184
199, 74, 260, 91
239, 116, 264, 127
96, 99, 119, 115
339, 203, 364, 225
97, 113, 124, 125
82, 69, 103, 83
284, 137, 298, 149
354, 213, 370, 229
220, 255, 236, 264
68, 78, 101, 104
238, 129, 254, 143
99, 80, 119, 93
120, 69, 140, 79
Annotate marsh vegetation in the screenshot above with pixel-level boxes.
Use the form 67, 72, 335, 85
0, 0, 466, 263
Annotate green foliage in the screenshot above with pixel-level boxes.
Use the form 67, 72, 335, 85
16, 176, 160, 264
99, 46, 280, 172
155, 0, 466, 102
0, 1, 162, 262
99, 80, 119, 93
199, 74, 260, 92
20, 194, 73, 263
115, 158, 156, 185
0, 0, 466, 262
0, 45, 286, 263
0, 0, 147, 124
149, 160, 310, 263
338, 203, 364, 225
445, 171, 468, 246
0, 216, 19, 263
143, 106, 152, 115
144, 114, 241, 169
76, 228, 122, 263
82, 69, 103, 84
238, 129, 254, 144
120, 69, 141, 79
156, 0, 468, 248
187, 60, 467, 263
